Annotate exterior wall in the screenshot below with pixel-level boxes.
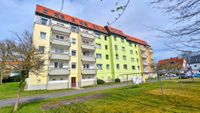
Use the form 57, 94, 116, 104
95, 34, 113, 82
25, 23, 51, 90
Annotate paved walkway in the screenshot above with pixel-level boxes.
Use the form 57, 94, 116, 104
0, 83, 129, 108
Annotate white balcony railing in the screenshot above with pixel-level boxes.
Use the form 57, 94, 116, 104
82, 43, 95, 50
51, 24, 71, 34
51, 39, 70, 46
50, 53, 70, 60
82, 56, 96, 62
81, 32, 94, 40
82, 68, 96, 75
49, 68, 70, 75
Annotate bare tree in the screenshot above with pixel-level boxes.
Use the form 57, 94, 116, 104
0, 41, 7, 84
1, 31, 44, 112
151, 0, 200, 52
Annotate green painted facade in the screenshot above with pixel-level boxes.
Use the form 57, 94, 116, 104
95, 33, 142, 82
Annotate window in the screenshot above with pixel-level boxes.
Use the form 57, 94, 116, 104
96, 44, 101, 49
135, 44, 137, 47
106, 55, 109, 60
95, 33, 101, 39
54, 62, 63, 68
132, 66, 135, 70
116, 64, 120, 69
116, 54, 119, 60
96, 53, 102, 59
114, 36, 117, 41
123, 56, 126, 60
104, 36, 107, 40
124, 64, 128, 70
71, 62, 76, 69
97, 64, 102, 70
129, 42, 132, 46
115, 45, 118, 50
122, 47, 125, 51
105, 45, 108, 50
71, 26, 78, 32
40, 32, 46, 39
121, 38, 124, 43
72, 50, 76, 56
194, 65, 197, 67
130, 50, 133, 54
39, 46, 45, 54
131, 58, 134, 62
137, 58, 139, 63
56, 35, 64, 40
138, 66, 140, 70
106, 64, 110, 70
72, 38, 76, 44
41, 18, 48, 25
136, 51, 138, 54
83, 64, 90, 69
54, 48, 64, 54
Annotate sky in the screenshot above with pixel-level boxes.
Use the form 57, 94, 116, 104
0, 0, 179, 62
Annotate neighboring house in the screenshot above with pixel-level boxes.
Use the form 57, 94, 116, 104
25, 5, 155, 90
157, 57, 187, 73
189, 55, 200, 74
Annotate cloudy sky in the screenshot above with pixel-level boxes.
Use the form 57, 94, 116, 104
0, 0, 179, 62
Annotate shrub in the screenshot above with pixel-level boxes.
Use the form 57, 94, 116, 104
97, 79, 105, 84
115, 78, 121, 82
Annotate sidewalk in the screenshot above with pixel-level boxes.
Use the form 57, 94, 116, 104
0, 83, 129, 108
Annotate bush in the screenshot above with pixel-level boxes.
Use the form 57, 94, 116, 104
97, 79, 105, 84
3, 76, 21, 83
115, 78, 121, 82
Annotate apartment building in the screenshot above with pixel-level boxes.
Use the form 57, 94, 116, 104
25, 5, 155, 90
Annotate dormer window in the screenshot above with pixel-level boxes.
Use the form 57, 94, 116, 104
43, 9, 48, 14
54, 13, 59, 18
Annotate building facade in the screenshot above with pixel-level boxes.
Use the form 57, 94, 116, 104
189, 55, 200, 74
25, 5, 155, 90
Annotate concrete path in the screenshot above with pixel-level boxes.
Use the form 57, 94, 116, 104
0, 83, 129, 108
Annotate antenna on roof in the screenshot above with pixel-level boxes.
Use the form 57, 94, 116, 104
60, 0, 64, 13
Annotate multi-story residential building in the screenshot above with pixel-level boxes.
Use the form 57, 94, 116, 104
25, 5, 155, 90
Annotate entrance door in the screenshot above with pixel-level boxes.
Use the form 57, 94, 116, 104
71, 77, 76, 87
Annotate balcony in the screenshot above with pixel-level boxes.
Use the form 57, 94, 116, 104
82, 69, 96, 75
50, 53, 70, 60
51, 39, 70, 46
82, 43, 95, 50
143, 61, 148, 65
52, 25, 71, 34
141, 46, 146, 51
149, 49, 153, 53
81, 32, 94, 40
49, 68, 70, 75
82, 56, 96, 62
142, 54, 147, 58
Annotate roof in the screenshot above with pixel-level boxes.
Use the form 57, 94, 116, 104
35, 5, 149, 46
158, 57, 185, 66
36, 5, 108, 34
126, 35, 148, 46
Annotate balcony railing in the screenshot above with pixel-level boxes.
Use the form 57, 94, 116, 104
50, 53, 70, 60
143, 61, 148, 65
142, 54, 147, 58
82, 56, 96, 62
51, 39, 70, 46
51, 24, 71, 34
81, 32, 94, 40
141, 46, 146, 51
82, 68, 96, 75
49, 68, 70, 75
82, 43, 95, 50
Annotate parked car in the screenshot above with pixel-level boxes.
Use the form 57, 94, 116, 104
179, 74, 193, 79
193, 73, 200, 78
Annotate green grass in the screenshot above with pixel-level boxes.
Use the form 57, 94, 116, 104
1, 79, 200, 113
0, 82, 71, 100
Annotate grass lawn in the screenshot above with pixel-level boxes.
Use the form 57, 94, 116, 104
1, 79, 200, 113
0, 82, 71, 100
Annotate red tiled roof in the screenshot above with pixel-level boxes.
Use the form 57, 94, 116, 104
105, 26, 127, 37
158, 57, 185, 66
36, 5, 108, 34
35, 5, 149, 46
126, 35, 148, 46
